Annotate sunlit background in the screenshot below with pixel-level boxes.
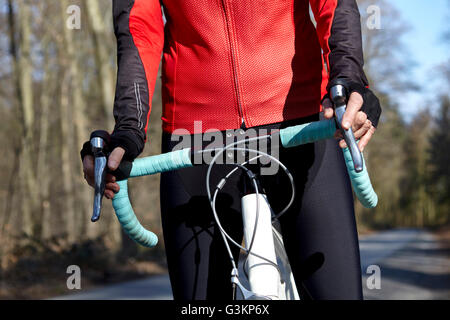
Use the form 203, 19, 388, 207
392, 0, 448, 118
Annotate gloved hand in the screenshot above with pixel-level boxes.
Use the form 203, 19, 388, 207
322, 79, 382, 152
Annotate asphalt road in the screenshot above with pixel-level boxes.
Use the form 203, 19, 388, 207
361, 229, 449, 299
53, 229, 449, 300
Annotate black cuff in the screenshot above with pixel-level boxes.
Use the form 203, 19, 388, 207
80, 141, 93, 161
327, 78, 365, 97
327, 78, 382, 128
361, 88, 382, 128
109, 130, 143, 161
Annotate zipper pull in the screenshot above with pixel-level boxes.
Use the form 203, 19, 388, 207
240, 118, 247, 130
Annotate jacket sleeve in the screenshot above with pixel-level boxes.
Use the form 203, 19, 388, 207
309, 0, 369, 89
110, 0, 164, 160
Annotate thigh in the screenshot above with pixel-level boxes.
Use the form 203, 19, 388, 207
267, 138, 363, 300
160, 133, 243, 300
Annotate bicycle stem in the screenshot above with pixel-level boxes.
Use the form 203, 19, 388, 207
330, 84, 363, 173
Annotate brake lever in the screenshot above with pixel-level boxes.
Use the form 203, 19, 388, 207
90, 130, 110, 222
330, 84, 364, 173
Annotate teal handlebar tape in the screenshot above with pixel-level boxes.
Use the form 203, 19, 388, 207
112, 122, 378, 249
112, 148, 193, 247
279, 119, 336, 148
130, 148, 193, 178
112, 180, 158, 247
342, 147, 378, 208
279, 119, 378, 208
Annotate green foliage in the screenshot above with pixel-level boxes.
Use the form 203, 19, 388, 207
358, 92, 449, 229
358, 94, 407, 228
354, 0, 449, 230
427, 96, 450, 223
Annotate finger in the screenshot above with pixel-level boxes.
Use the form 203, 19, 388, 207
106, 182, 120, 193
106, 173, 116, 183
339, 139, 347, 149
354, 119, 372, 139
83, 175, 94, 188
83, 155, 94, 175
342, 92, 363, 130
82, 155, 95, 186
352, 111, 367, 132
108, 147, 126, 171
334, 130, 344, 141
84, 174, 95, 188
334, 130, 343, 139
322, 98, 334, 119
358, 126, 376, 152
85, 175, 95, 188
104, 189, 115, 200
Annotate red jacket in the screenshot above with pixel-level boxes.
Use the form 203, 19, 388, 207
110, 0, 368, 159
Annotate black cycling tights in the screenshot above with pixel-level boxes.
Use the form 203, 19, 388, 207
160, 114, 363, 300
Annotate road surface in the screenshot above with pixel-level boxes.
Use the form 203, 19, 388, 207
53, 229, 449, 300
361, 229, 449, 299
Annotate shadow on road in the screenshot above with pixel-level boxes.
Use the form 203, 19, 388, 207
361, 229, 450, 300
53, 229, 450, 300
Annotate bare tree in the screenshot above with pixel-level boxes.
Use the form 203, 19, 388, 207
8, 0, 40, 236
84, 0, 115, 129
59, 0, 98, 239
36, 34, 52, 240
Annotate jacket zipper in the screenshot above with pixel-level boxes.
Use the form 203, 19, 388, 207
220, 0, 246, 129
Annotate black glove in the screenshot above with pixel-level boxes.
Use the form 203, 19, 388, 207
79, 130, 134, 181
80, 130, 141, 162
325, 79, 382, 128
80, 140, 94, 161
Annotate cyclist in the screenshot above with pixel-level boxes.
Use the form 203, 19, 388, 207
81, 0, 381, 300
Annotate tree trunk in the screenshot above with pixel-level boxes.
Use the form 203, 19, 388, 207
59, 71, 77, 242
84, 0, 122, 248
60, 0, 98, 240
37, 37, 52, 240
8, 0, 40, 237
84, 0, 115, 129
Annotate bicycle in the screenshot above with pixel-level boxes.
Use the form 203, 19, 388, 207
88, 84, 378, 300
